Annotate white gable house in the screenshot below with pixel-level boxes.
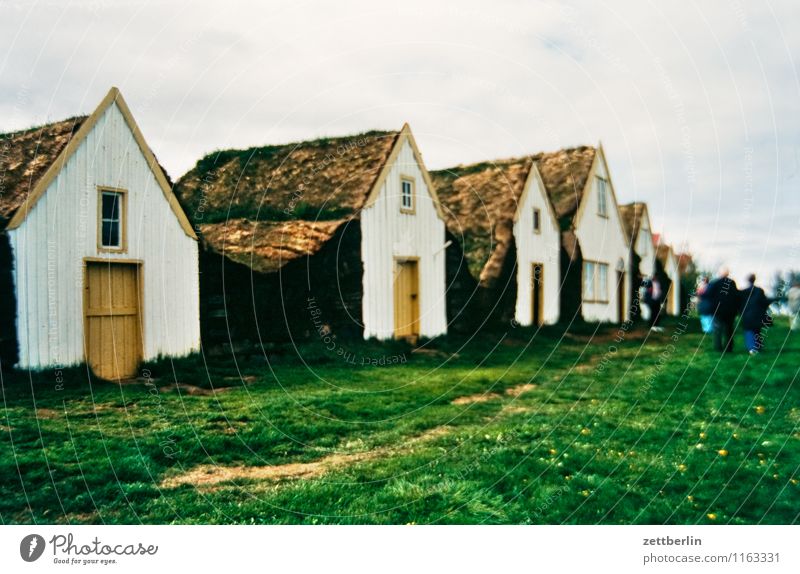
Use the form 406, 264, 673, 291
536, 145, 632, 324
619, 201, 657, 319
0, 88, 200, 380
175, 124, 448, 344
512, 166, 561, 325
432, 156, 561, 330
573, 146, 632, 323
620, 202, 656, 279
360, 127, 449, 339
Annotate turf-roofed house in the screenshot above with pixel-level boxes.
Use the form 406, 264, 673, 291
174, 124, 450, 345
431, 156, 562, 329
0, 87, 200, 380
537, 144, 632, 323
619, 201, 657, 316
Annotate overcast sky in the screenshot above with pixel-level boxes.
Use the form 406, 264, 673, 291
2, 0, 798, 287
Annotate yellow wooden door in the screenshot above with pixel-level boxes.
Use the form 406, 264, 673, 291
85, 262, 142, 380
393, 260, 420, 339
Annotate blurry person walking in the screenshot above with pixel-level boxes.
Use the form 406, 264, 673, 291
706, 266, 738, 353
696, 275, 714, 334
739, 274, 771, 354
643, 276, 664, 332
638, 281, 651, 323
788, 279, 800, 332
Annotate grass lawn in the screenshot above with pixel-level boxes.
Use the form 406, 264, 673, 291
1, 317, 798, 524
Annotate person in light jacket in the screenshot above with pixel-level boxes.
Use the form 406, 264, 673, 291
643, 276, 663, 332
638, 281, 651, 322
696, 275, 714, 334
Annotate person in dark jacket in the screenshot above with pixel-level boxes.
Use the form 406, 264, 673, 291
705, 266, 738, 353
739, 273, 771, 354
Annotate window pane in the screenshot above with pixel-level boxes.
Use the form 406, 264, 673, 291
102, 221, 120, 247
583, 262, 595, 300
598, 264, 608, 301
533, 208, 540, 231
401, 180, 413, 209
102, 192, 120, 220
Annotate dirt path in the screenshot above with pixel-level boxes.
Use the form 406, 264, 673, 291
161, 381, 544, 491
161, 382, 540, 490
160, 426, 451, 490
450, 382, 537, 405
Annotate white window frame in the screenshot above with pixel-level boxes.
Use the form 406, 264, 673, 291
583, 260, 609, 303
400, 176, 415, 214
97, 187, 126, 252
532, 207, 541, 234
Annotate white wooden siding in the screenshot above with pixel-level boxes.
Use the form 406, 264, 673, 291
635, 217, 656, 278
10, 102, 200, 369
575, 152, 631, 322
513, 173, 561, 325
361, 138, 447, 339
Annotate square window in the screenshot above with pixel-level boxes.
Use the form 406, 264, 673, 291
583, 261, 609, 302
100, 190, 124, 249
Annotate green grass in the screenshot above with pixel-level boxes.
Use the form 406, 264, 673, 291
1, 318, 798, 524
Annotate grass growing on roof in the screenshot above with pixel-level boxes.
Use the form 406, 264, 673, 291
175, 130, 398, 226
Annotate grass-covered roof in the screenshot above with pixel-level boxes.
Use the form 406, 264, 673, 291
431, 157, 533, 286
535, 145, 596, 227
0, 116, 86, 230
431, 145, 596, 286
175, 129, 400, 271
198, 217, 347, 274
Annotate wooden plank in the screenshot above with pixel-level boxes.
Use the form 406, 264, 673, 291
86, 307, 137, 317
